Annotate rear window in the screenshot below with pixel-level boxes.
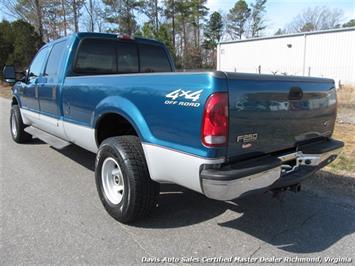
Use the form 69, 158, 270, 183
75, 39, 121, 74
73, 38, 171, 75
139, 44, 172, 73
117, 44, 139, 73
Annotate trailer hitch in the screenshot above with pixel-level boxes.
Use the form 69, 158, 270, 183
272, 184, 302, 201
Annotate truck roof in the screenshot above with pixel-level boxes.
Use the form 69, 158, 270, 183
43, 32, 166, 48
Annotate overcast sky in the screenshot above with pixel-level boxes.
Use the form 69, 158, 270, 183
207, 0, 355, 34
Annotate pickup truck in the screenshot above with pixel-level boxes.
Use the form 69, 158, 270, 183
3, 32, 344, 223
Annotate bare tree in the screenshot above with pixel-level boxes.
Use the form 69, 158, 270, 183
164, 0, 176, 48
42, 1, 62, 40
142, 0, 161, 32
287, 6, 344, 33
85, 0, 94, 31
83, 0, 106, 32
102, 0, 142, 36
68, 0, 84, 32
34, 0, 44, 40
61, 0, 68, 36
1, 0, 45, 41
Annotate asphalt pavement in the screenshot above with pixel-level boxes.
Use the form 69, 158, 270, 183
1, 97, 354, 265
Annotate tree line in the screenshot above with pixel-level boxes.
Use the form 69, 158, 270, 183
1, 0, 354, 72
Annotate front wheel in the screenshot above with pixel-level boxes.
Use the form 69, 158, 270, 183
10, 105, 32, 143
95, 136, 159, 223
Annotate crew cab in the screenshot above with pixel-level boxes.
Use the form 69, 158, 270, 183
3, 33, 344, 223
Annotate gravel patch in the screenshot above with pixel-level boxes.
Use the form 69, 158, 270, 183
337, 107, 355, 125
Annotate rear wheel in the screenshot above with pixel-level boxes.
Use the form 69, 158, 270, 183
95, 136, 159, 223
10, 105, 32, 143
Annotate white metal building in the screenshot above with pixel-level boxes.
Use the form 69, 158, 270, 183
217, 28, 355, 86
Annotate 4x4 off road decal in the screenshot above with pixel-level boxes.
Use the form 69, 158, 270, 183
164, 89, 203, 108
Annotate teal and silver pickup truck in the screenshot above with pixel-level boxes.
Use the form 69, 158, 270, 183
3, 32, 344, 223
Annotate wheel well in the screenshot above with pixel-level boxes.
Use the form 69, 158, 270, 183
12, 97, 18, 106
95, 113, 138, 145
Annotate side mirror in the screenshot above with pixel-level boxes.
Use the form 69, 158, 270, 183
3, 65, 16, 84
20, 68, 29, 82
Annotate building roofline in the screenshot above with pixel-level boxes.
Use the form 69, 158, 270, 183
218, 27, 355, 45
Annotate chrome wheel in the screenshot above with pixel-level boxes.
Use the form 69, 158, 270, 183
101, 157, 125, 205
11, 113, 17, 137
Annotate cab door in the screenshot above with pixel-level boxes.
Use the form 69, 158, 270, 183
39, 40, 66, 118
37, 40, 67, 139
19, 46, 49, 125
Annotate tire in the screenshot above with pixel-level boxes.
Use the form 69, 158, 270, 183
95, 136, 159, 223
10, 105, 32, 143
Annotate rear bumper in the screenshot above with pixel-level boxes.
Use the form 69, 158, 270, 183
200, 139, 344, 201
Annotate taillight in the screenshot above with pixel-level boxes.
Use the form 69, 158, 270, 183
201, 92, 228, 147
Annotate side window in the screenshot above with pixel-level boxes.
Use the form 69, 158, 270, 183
139, 44, 171, 73
74, 39, 116, 74
29, 47, 49, 80
117, 43, 138, 73
45, 41, 66, 82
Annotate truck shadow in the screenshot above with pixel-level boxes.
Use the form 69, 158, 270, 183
24, 138, 46, 145
137, 182, 355, 254
52, 144, 355, 254
52, 144, 96, 171
218, 191, 355, 254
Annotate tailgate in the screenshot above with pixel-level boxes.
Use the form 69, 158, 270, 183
226, 73, 337, 160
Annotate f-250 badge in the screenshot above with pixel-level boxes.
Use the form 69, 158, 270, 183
237, 133, 258, 149
164, 89, 203, 108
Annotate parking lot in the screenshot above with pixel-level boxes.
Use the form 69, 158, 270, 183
1, 97, 354, 265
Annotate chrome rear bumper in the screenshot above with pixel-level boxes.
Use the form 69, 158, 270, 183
201, 139, 343, 201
